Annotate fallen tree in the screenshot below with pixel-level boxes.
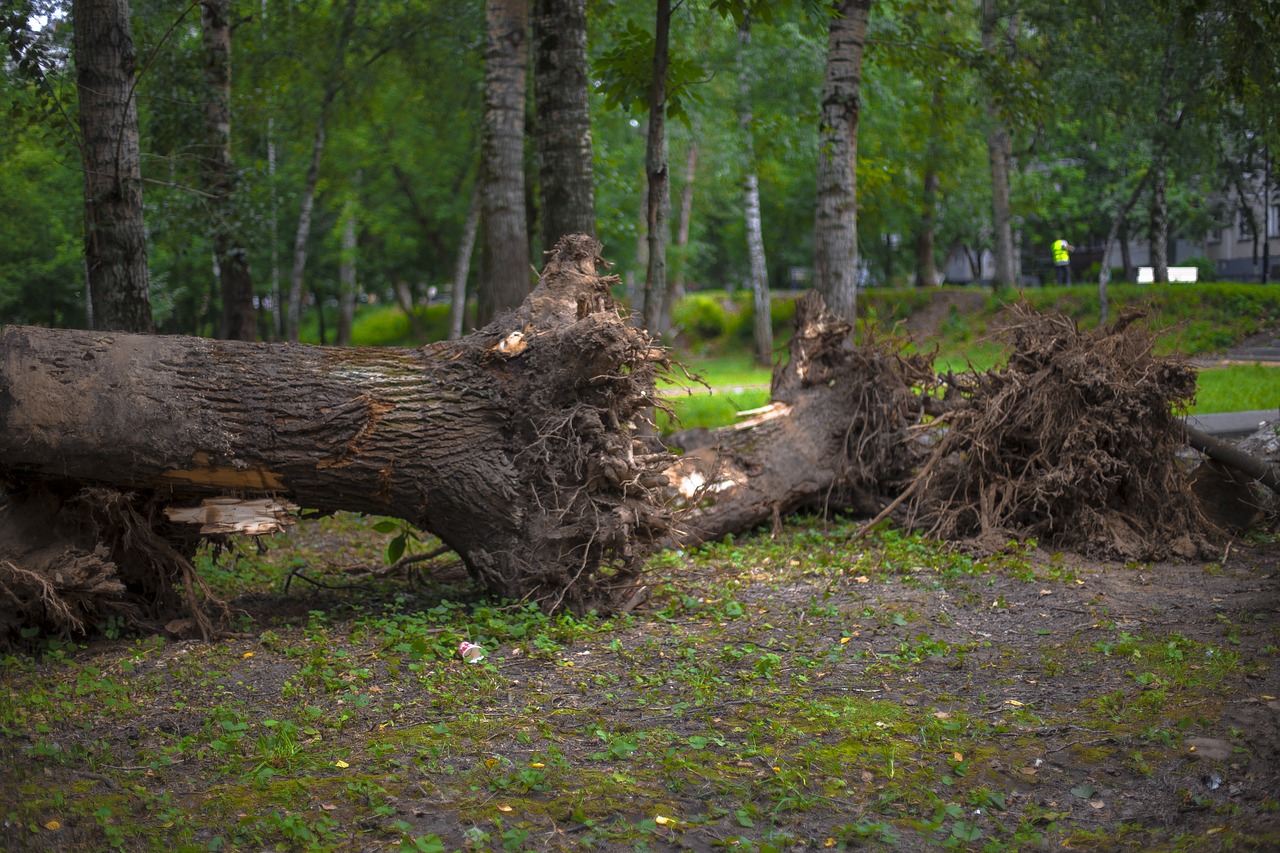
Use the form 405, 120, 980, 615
666, 293, 940, 545
0, 235, 672, 637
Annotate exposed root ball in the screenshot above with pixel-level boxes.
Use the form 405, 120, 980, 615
907, 304, 1219, 560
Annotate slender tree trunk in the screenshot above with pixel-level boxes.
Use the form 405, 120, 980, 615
914, 83, 943, 287
1120, 223, 1133, 282
672, 140, 698, 291
285, 0, 359, 342
813, 0, 871, 325
980, 0, 1016, 293
532, 0, 595, 248
263, 0, 281, 340
1098, 168, 1152, 324
738, 20, 772, 366
1150, 159, 1169, 283
450, 185, 481, 340
914, 170, 940, 287
477, 0, 531, 326
72, 0, 153, 333
200, 0, 256, 341
641, 0, 672, 334
336, 198, 357, 346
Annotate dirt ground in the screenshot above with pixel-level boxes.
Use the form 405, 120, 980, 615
1, 514, 1278, 851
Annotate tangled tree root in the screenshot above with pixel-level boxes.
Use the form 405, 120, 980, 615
901, 304, 1220, 559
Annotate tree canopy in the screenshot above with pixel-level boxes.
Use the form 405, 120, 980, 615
0, 0, 1276, 337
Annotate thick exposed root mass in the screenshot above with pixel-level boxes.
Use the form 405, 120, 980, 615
905, 304, 1219, 559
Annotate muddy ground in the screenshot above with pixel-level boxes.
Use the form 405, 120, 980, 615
1, 513, 1278, 851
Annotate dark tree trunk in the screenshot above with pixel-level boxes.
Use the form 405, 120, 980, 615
478, 0, 531, 326
641, 0, 672, 335
200, 0, 256, 341
0, 236, 671, 638
813, 0, 871, 324
980, 0, 1016, 293
1150, 159, 1169, 283
532, 0, 595, 248
72, 0, 153, 333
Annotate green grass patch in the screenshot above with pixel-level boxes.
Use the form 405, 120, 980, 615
1192, 364, 1280, 414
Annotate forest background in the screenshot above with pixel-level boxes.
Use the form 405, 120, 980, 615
2, 0, 1277, 350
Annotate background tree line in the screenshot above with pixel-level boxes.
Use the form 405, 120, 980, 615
1, 0, 1276, 349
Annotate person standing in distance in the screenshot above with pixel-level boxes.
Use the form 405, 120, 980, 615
1052, 237, 1073, 285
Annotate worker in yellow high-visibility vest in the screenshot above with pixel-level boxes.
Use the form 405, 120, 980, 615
1052, 238, 1073, 285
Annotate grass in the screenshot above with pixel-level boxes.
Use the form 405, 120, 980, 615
1193, 363, 1280, 414
4, 518, 1276, 851
661, 350, 1280, 433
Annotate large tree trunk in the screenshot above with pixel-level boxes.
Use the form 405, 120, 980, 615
200, 0, 256, 342
980, 0, 1016, 293
0, 236, 671, 639
477, 0, 532, 327
813, 0, 871, 324
532, 0, 595, 247
72, 0, 153, 333
641, 0, 672, 335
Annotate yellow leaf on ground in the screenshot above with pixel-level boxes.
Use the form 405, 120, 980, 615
43, 820, 60, 831
334, 760, 350, 768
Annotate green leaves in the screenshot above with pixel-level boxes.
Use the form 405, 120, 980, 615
594, 19, 707, 127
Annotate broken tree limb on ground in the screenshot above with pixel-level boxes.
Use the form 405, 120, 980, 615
1186, 425, 1280, 495
0, 235, 673, 637
665, 292, 939, 546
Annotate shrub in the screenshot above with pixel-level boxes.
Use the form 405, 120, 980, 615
1181, 256, 1217, 284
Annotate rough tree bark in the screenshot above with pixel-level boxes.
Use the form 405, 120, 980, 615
980, 0, 1016, 293
813, 0, 871, 324
72, 0, 153, 333
533, 0, 595, 247
200, 0, 256, 342
0, 236, 672, 637
477, 0, 532, 326
641, 0, 672, 334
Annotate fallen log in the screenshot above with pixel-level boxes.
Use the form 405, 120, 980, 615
666, 293, 938, 545
0, 235, 672, 636
1185, 424, 1280, 495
